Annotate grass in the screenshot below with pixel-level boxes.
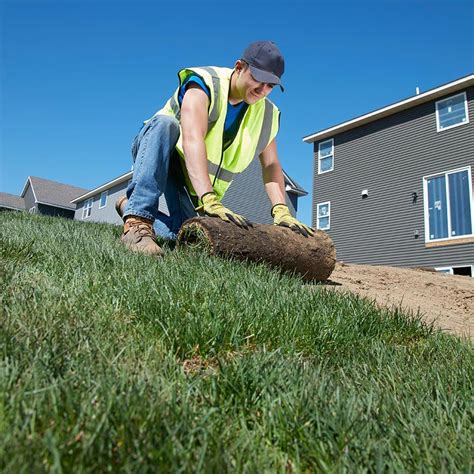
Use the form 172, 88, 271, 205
1, 211, 473, 472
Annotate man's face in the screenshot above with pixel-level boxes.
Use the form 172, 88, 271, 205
235, 64, 275, 105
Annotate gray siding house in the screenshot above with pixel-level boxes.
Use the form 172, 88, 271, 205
72, 160, 307, 225
304, 74, 474, 276
0, 192, 26, 212
1, 176, 87, 218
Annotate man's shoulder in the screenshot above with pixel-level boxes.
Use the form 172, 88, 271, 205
183, 66, 233, 79
262, 97, 279, 113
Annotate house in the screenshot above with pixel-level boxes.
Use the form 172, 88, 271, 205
72, 158, 308, 225
1, 176, 88, 218
0, 192, 26, 212
304, 74, 474, 276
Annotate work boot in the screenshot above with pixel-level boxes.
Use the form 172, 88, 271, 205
121, 216, 164, 257
115, 195, 128, 219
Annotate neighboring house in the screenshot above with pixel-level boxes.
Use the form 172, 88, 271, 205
0, 192, 26, 212
72, 159, 307, 225
2, 176, 88, 218
304, 74, 474, 276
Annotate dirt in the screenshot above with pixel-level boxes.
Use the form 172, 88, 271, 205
324, 263, 474, 339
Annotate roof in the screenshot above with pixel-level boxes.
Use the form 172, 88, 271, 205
72, 168, 307, 203
303, 73, 474, 144
22, 176, 89, 210
72, 171, 132, 203
0, 192, 25, 210
283, 171, 307, 196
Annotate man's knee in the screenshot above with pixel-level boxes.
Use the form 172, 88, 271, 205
150, 115, 180, 137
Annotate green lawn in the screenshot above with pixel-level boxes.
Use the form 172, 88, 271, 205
1, 212, 472, 472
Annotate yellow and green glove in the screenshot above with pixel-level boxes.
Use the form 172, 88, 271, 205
271, 204, 314, 237
196, 192, 252, 229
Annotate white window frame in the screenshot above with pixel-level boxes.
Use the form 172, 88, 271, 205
316, 201, 331, 230
423, 166, 474, 243
82, 198, 93, 219
435, 266, 453, 275
99, 191, 108, 209
435, 91, 469, 132
435, 265, 474, 277
318, 138, 334, 174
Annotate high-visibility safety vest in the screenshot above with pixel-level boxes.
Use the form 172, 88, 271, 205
151, 66, 280, 200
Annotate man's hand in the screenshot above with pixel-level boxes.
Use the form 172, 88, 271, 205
272, 204, 314, 237
196, 192, 253, 229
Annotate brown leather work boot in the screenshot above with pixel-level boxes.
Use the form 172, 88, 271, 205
121, 216, 164, 257
115, 195, 128, 219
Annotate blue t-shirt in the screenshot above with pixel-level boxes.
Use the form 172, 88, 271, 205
178, 75, 248, 150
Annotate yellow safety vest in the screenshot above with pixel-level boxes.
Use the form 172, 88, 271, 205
150, 66, 280, 200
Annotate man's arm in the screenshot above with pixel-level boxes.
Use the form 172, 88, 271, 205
181, 83, 252, 228
180, 83, 213, 198
260, 138, 314, 237
259, 138, 287, 205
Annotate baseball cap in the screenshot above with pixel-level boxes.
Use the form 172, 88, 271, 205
241, 40, 285, 91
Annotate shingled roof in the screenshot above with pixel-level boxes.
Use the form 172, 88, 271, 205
22, 176, 89, 210
0, 192, 25, 211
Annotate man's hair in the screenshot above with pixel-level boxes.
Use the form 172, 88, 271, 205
239, 59, 249, 70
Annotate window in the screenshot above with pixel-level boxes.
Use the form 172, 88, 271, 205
318, 139, 334, 174
99, 191, 108, 209
82, 198, 93, 219
424, 167, 473, 242
317, 202, 330, 230
436, 92, 469, 132
435, 267, 452, 274
435, 266, 473, 277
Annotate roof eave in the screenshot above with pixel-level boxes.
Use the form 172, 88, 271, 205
285, 186, 308, 197
282, 170, 307, 195
20, 177, 33, 198
0, 204, 25, 211
71, 171, 132, 203
36, 200, 76, 211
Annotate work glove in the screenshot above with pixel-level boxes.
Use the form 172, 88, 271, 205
271, 204, 314, 237
196, 192, 252, 229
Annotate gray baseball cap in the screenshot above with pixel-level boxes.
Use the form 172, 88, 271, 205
241, 40, 285, 91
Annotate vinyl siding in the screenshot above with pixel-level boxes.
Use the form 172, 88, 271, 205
222, 158, 296, 224
312, 86, 474, 269
23, 184, 36, 211
76, 160, 299, 226
74, 181, 168, 224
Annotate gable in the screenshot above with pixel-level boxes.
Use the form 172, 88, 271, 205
29, 176, 88, 209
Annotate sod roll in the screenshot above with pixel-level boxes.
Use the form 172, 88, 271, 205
177, 217, 336, 281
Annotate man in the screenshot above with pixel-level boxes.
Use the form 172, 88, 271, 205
116, 40, 313, 256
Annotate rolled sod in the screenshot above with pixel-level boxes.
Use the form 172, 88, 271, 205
177, 217, 336, 281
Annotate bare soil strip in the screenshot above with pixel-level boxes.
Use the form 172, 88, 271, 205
324, 263, 474, 339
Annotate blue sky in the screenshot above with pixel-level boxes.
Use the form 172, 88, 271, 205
1, 0, 473, 225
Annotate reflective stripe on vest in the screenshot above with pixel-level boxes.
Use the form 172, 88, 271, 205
170, 96, 180, 120
169, 67, 220, 130
252, 99, 274, 161
207, 99, 274, 183
198, 67, 220, 128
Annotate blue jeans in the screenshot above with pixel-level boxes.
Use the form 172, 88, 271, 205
124, 115, 197, 240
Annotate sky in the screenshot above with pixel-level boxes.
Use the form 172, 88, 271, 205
1, 0, 473, 226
